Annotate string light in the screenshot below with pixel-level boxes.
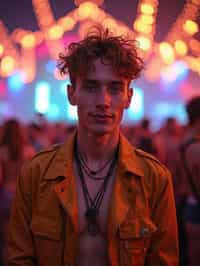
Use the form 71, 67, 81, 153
183, 19, 199, 35
46, 24, 64, 40
0, 55, 16, 76
0, 44, 4, 57
136, 36, 152, 51
174, 40, 188, 56
159, 42, 175, 64
21, 33, 36, 49
140, 3, 155, 15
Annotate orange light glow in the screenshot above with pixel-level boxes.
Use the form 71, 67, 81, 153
58, 16, 76, 31
77, 2, 98, 20
21, 33, 36, 49
136, 36, 151, 51
174, 40, 188, 56
46, 25, 64, 40
183, 20, 199, 35
0, 44, 4, 57
159, 42, 175, 64
139, 14, 154, 25
134, 20, 152, 34
140, 4, 154, 15
189, 39, 200, 54
102, 17, 117, 30
0, 55, 16, 75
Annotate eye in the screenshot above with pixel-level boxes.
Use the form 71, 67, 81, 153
84, 85, 97, 92
109, 86, 123, 94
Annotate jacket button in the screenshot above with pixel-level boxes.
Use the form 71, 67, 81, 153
140, 227, 149, 237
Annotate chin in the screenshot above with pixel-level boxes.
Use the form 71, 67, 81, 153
90, 126, 113, 136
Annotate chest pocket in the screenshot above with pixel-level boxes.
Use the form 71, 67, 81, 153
119, 216, 157, 266
31, 215, 63, 266
31, 215, 61, 241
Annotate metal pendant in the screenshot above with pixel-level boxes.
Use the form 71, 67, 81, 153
85, 208, 100, 236
87, 221, 100, 236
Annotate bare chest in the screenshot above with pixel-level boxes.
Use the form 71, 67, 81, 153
74, 166, 115, 266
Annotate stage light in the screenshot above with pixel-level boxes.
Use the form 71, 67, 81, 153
159, 42, 175, 64
140, 4, 154, 15
47, 104, 60, 120
183, 20, 198, 35
139, 14, 154, 25
58, 16, 76, 31
35, 81, 50, 114
0, 55, 16, 76
21, 33, 36, 49
161, 60, 188, 83
66, 100, 78, 122
126, 87, 144, 122
0, 44, 4, 58
133, 20, 152, 34
8, 71, 24, 92
47, 25, 64, 40
102, 17, 117, 30
174, 40, 188, 56
77, 2, 98, 20
136, 36, 151, 51
45, 60, 56, 74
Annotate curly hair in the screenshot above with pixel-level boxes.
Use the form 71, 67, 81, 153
57, 26, 143, 86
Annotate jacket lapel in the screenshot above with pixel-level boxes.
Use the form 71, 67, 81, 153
107, 134, 144, 239
43, 133, 79, 234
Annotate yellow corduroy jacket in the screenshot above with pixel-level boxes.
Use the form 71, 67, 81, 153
8, 133, 179, 266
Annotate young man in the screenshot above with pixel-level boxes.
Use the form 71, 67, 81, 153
8, 27, 178, 266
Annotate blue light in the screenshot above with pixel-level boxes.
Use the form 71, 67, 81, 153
66, 99, 78, 122
125, 87, 144, 122
35, 81, 50, 114
161, 60, 189, 84
45, 60, 56, 74
8, 71, 24, 92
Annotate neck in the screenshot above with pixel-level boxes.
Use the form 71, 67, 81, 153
76, 129, 120, 166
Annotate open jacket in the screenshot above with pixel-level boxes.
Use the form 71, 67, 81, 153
8, 133, 179, 266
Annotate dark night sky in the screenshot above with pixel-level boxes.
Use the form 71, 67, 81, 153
0, 0, 186, 42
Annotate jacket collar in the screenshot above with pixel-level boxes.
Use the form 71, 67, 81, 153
43, 132, 76, 181
118, 133, 144, 178
43, 132, 144, 181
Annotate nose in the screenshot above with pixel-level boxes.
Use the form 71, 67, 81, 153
95, 87, 111, 108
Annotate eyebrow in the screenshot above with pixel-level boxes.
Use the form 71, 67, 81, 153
84, 79, 125, 86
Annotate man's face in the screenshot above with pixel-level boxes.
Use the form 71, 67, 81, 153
68, 59, 133, 136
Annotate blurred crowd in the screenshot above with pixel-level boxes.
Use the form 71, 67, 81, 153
0, 114, 197, 266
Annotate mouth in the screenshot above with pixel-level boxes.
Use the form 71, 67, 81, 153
91, 113, 113, 119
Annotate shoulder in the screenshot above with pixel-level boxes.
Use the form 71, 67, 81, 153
135, 148, 168, 170
135, 148, 171, 183
31, 144, 61, 161
22, 143, 62, 173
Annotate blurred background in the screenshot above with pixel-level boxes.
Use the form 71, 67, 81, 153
0, 0, 199, 129
0, 1, 200, 265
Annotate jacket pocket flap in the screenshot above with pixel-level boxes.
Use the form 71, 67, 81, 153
31, 215, 61, 241
119, 216, 157, 239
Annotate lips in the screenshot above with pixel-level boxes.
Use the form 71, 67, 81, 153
91, 113, 113, 118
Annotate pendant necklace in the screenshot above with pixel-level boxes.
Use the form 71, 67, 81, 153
74, 141, 118, 236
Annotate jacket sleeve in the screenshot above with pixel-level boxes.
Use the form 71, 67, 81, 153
146, 168, 179, 266
7, 163, 37, 266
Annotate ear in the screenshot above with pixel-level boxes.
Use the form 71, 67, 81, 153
125, 87, 133, 109
67, 84, 77, 106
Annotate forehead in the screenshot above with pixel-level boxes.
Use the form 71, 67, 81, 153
83, 59, 126, 83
